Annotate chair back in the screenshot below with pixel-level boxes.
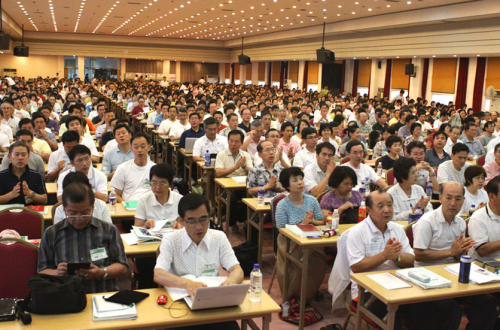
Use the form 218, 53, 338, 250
329, 228, 353, 311
477, 154, 486, 166
374, 157, 382, 169
0, 238, 39, 298
52, 201, 62, 223
386, 168, 395, 186
341, 157, 350, 164
404, 221, 417, 248
271, 193, 288, 256
317, 189, 332, 204
0, 207, 44, 239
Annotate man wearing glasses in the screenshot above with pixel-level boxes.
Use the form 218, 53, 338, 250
38, 182, 128, 294
192, 117, 228, 163
57, 145, 108, 203
154, 193, 243, 329
247, 140, 286, 198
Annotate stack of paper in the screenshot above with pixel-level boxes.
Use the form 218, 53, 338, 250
285, 224, 322, 237
122, 222, 178, 246
122, 201, 138, 211
231, 176, 247, 184
396, 268, 452, 289
445, 263, 500, 284
367, 273, 412, 290
92, 295, 137, 322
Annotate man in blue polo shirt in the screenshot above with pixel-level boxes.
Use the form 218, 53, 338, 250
179, 112, 205, 152
0, 141, 47, 205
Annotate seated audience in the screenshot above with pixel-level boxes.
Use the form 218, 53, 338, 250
342, 140, 387, 191
424, 131, 451, 167
293, 127, 318, 170
102, 124, 134, 180
241, 119, 265, 158
247, 141, 286, 198
437, 143, 471, 185
380, 135, 402, 170
192, 117, 228, 162
47, 131, 80, 181
61, 116, 100, 163
460, 165, 488, 214
484, 143, 500, 184
253, 128, 291, 170
32, 111, 58, 151
462, 122, 485, 157
304, 142, 336, 197
278, 121, 302, 159
168, 107, 190, 141
1, 129, 45, 175
18, 118, 52, 162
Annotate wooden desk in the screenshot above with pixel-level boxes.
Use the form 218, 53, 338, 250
197, 161, 215, 205
279, 221, 407, 330
42, 203, 135, 226
215, 178, 247, 236
44, 163, 102, 173
122, 235, 159, 258
350, 264, 500, 330
170, 141, 179, 176
46, 182, 112, 196
180, 149, 194, 191
243, 198, 271, 266
0, 287, 280, 330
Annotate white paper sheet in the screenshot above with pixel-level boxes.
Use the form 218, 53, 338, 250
232, 176, 247, 184
367, 273, 412, 290
121, 233, 138, 246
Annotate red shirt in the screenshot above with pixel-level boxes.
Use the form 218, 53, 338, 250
131, 106, 146, 125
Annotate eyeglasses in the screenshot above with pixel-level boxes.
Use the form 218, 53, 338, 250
74, 156, 91, 164
65, 208, 93, 221
263, 148, 276, 153
306, 136, 318, 140
151, 181, 169, 187
184, 216, 210, 227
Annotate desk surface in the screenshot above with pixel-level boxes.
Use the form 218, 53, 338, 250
196, 160, 215, 170
1, 287, 280, 330
46, 182, 112, 195
44, 164, 102, 172
214, 177, 247, 189
350, 264, 500, 306
243, 198, 271, 212
42, 203, 135, 222
180, 150, 193, 157
122, 235, 159, 257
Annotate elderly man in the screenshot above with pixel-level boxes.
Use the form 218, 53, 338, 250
462, 122, 484, 157
342, 140, 387, 191
347, 190, 461, 330
38, 182, 128, 294
437, 143, 471, 185
247, 141, 286, 198
241, 119, 265, 158
1, 101, 20, 136
444, 126, 462, 155
413, 181, 499, 330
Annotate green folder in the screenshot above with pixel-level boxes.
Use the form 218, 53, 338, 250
122, 201, 138, 211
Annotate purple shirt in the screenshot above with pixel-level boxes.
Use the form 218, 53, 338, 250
46, 119, 59, 134
319, 190, 364, 212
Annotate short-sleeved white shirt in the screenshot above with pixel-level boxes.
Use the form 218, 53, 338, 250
347, 216, 413, 299
192, 135, 228, 158
110, 159, 156, 201
0, 125, 13, 139
135, 190, 183, 221
468, 204, 500, 259
214, 148, 253, 177
57, 166, 108, 197
0, 133, 9, 148
341, 162, 381, 190
413, 206, 466, 267
103, 139, 118, 155
58, 136, 99, 157
158, 119, 177, 134
47, 148, 71, 176
155, 228, 240, 277
2, 117, 20, 135
460, 188, 488, 214
293, 148, 316, 169
387, 183, 433, 221
303, 159, 329, 194
169, 121, 190, 138
54, 199, 111, 224
437, 160, 471, 185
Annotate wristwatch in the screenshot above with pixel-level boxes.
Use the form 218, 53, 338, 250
102, 267, 108, 280
30, 191, 35, 198
394, 256, 401, 263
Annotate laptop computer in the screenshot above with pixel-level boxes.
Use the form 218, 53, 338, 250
184, 284, 250, 311
184, 137, 197, 154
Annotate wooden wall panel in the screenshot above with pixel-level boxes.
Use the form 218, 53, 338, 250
485, 57, 500, 91
357, 60, 371, 87
307, 61, 319, 84
391, 59, 411, 89
432, 58, 457, 94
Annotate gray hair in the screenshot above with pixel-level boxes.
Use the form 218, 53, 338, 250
251, 120, 263, 128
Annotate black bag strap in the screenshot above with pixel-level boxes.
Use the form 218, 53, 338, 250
17, 296, 32, 325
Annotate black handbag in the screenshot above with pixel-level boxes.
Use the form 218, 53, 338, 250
233, 241, 258, 276
21, 274, 87, 314
340, 207, 360, 224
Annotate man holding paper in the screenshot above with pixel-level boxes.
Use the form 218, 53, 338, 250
154, 194, 243, 330
347, 190, 460, 330
413, 181, 498, 330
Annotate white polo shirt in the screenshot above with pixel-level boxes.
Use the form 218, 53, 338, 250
303, 159, 329, 194
169, 121, 190, 138
155, 228, 240, 277
468, 204, 500, 259
2, 117, 20, 135
347, 216, 413, 299
58, 136, 99, 157
341, 162, 380, 190
57, 166, 108, 198
54, 199, 111, 224
135, 190, 183, 221
413, 206, 466, 267
387, 183, 433, 221
214, 148, 253, 177
110, 159, 156, 201
293, 148, 316, 169
192, 134, 228, 158
0, 125, 13, 139
158, 119, 177, 134
436, 160, 471, 185
47, 148, 71, 176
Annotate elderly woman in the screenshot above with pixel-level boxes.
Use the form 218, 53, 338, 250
275, 167, 326, 306
388, 157, 433, 221
460, 165, 488, 214
320, 166, 364, 223
404, 122, 424, 151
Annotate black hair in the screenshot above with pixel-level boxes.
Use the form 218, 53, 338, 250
257, 140, 273, 153
62, 171, 90, 189
8, 141, 29, 155
178, 193, 210, 218
315, 142, 335, 155
68, 144, 91, 161
393, 157, 417, 183
66, 115, 81, 127
62, 182, 95, 208
32, 111, 47, 124
279, 167, 304, 191
301, 127, 317, 139
203, 117, 218, 128
265, 128, 280, 138
346, 140, 363, 153
319, 123, 332, 135
281, 121, 294, 132
486, 176, 500, 196
451, 142, 469, 155
113, 123, 132, 136
15, 129, 33, 140
410, 122, 421, 134
18, 118, 33, 129
61, 130, 80, 144
385, 135, 402, 150
406, 141, 426, 154
368, 130, 380, 149
464, 165, 486, 187
328, 166, 357, 189
131, 132, 151, 145
433, 131, 448, 141
149, 163, 174, 185
227, 129, 244, 142
226, 113, 238, 121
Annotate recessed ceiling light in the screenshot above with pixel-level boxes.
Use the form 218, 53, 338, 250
453, 55, 457, 57
368, 8, 372, 11
432, 55, 436, 57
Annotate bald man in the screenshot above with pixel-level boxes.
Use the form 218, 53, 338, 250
413, 181, 499, 330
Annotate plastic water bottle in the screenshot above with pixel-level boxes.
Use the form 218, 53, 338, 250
257, 184, 265, 206
331, 209, 339, 230
377, 162, 383, 176
365, 177, 371, 195
173, 186, 179, 195
359, 182, 366, 196
426, 180, 433, 199
250, 264, 262, 302
358, 201, 366, 222
205, 150, 210, 167
109, 188, 117, 214
415, 206, 423, 221
408, 210, 417, 224
469, 204, 476, 216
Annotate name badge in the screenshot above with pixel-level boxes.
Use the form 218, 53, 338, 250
90, 247, 108, 261
201, 268, 216, 275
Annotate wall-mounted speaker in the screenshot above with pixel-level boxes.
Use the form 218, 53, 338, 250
0, 32, 10, 50
405, 63, 415, 76
238, 54, 251, 65
14, 46, 29, 57
378, 61, 382, 69
316, 48, 335, 63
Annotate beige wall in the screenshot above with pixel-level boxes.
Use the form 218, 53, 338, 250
0, 54, 62, 78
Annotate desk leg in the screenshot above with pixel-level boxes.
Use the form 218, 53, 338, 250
225, 189, 232, 235
354, 286, 365, 330
386, 303, 398, 330
257, 212, 264, 266
262, 314, 271, 330
282, 236, 291, 306
216, 184, 223, 228
298, 247, 309, 330
246, 207, 252, 241
241, 319, 248, 330
187, 159, 193, 191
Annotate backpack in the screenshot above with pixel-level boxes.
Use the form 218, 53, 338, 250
232, 241, 258, 276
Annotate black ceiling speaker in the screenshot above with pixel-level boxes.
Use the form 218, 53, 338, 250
405, 63, 415, 76
0, 0, 11, 51
14, 25, 29, 57
238, 37, 251, 65
317, 23, 335, 64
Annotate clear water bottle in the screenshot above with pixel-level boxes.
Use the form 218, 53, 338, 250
415, 206, 423, 221
426, 180, 433, 199
365, 177, 371, 195
359, 182, 366, 196
205, 150, 210, 167
469, 204, 476, 216
377, 162, 383, 176
109, 187, 117, 214
173, 186, 179, 195
331, 209, 339, 230
257, 184, 265, 206
249, 264, 262, 302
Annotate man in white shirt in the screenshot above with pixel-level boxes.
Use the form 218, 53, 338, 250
313, 103, 332, 126
241, 120, 265, 158
154, 194, 243, 330
413, 181, 498, 330
169, 108, 190, 141
293, 127, 317, 170
18, 119, 52, 162
102, 124, 135, 181
304, 142, 336, 197
444, 126, 462, 155
252, 128, 291, 171
0, 109, 13, 139
57, 145, 108, 202
110, 132, 156, 202
219, 113, 247, 139
433, 110, 449, 129
158, 105, 178, 135
12, 98, 30, 120
160, 76, 169, 87
437, 143, 471, 185
60, 116, 100, 163
347, 190, 459, 330
95, 109, 115, 139
192, 117, 228, 162
1, 101, 20, 136
47, 130, 79, 182
417, 111, 432, 131
342, 140, 387, 191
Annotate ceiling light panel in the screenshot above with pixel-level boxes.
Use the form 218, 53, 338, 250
16, 1, 38, 31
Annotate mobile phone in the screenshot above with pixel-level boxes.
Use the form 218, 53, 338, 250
67, 262, 91, 275
306, 235, 322, 239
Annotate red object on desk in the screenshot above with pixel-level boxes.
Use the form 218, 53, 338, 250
296, 224, 319, 232
157, 295, 167, 305
26, 205, 45, 212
